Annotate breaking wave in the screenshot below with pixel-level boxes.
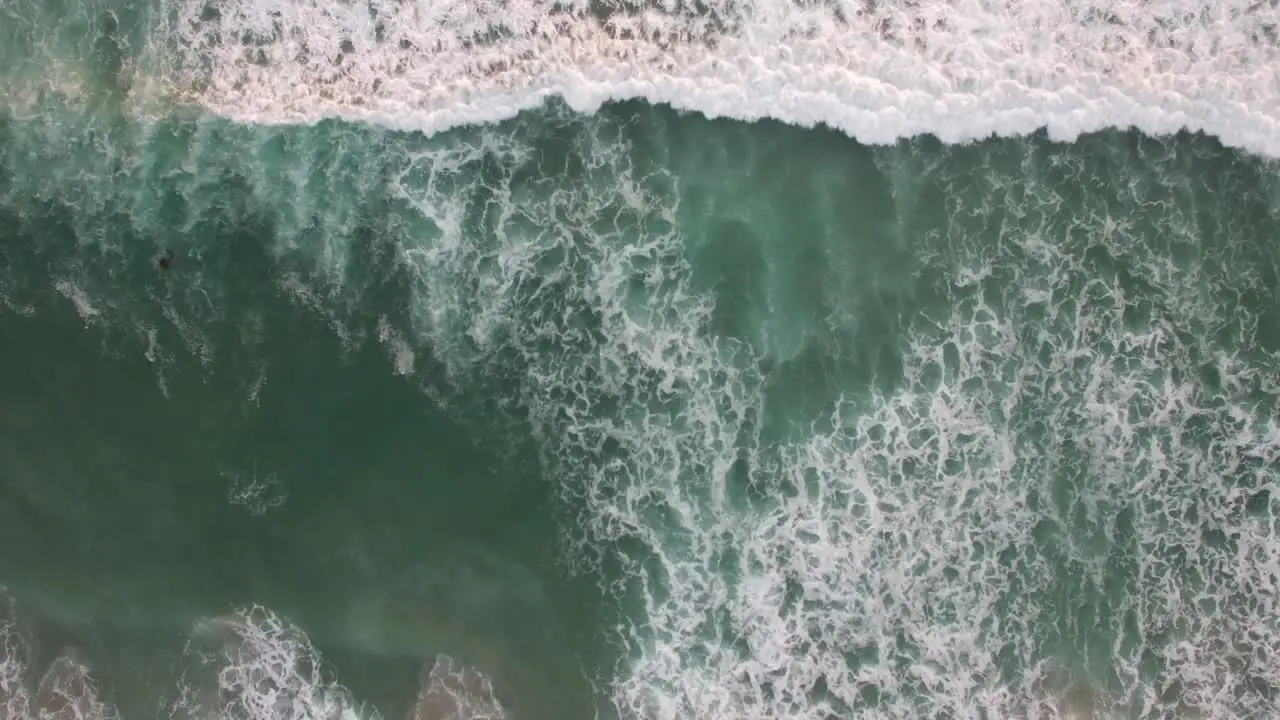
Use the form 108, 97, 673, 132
3, 4, 1280, 714
136, 0, 1280, 156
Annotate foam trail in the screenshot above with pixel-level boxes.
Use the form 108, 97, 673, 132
146, 0, 1280, 156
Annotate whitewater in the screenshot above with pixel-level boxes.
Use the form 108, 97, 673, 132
1, 0, 1276, 156
2, 1, 1280, 720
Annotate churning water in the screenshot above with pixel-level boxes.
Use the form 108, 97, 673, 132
1, 1, 1279, 718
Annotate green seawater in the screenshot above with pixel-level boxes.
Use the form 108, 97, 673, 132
2, 2, 1280, 719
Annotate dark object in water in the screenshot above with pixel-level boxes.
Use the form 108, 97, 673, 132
157, 248, 175, 270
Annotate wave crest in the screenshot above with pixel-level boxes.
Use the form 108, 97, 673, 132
139, 0, 1280, 155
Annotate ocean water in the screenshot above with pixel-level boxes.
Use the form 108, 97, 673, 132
1, 1, 1279, 719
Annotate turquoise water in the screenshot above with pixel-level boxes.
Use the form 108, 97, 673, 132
2, 1, 1280, 719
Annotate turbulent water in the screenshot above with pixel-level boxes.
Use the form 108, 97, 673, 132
1, 0, 1280, 719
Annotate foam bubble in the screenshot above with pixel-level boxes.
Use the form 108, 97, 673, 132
145, 0, 1280, 156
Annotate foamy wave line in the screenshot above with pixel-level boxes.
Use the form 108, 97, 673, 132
139, 0, 1280, 156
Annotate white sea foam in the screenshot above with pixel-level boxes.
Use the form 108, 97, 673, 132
146, 0, 1280, 156
52, 279, 102, 325
608, 285, 1280, 719
371, 108, 1280, 718
171, 606, 376, 720
376, 316, 417, 376
33, 656, 112, 720
3, 29, 1279, 717
0, 592, 30, 720
0, 593, 113, 720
